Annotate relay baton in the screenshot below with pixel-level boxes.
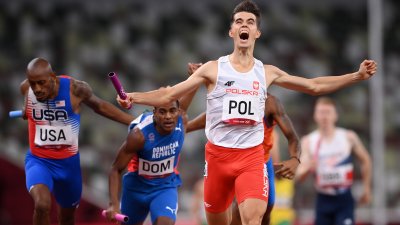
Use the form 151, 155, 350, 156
108, 72, 132, 109
101, 209, 129, 223
9, 110, 23, 118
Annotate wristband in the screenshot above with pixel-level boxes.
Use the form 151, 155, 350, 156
290, 156, 301, 164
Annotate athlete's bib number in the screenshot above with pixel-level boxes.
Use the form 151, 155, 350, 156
222, 96, 260, 125
34, 125, 73, 146
138, 157, 174, 176
317, 164, 353, 187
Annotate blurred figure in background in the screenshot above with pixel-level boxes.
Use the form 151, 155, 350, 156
296, 97, 372, 225
20, 58, 134, 225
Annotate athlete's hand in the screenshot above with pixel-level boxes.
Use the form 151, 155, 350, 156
356, 60, 377, 80
274, 157, 300, 180
358, 186, 372, 205
188, 62, 202, 76
116, 93, 133, 109
105, 205, 120, 224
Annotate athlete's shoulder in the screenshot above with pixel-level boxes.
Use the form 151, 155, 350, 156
202, 60, 218, 69
69, 77, 93, 99
341, 128, 358, 142
135, 112, 154, 130
303, 130, 318, 141
20, 79, 30, 95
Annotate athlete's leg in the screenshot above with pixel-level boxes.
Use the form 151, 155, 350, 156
121, 174, 149, 225
206, 209, 232, 225
150, 187, 178, 225
204, 143, 236, 225
25, 152, 54, 225
315, 193, 335, 225
30, 184, 52, 225
230, 199, 241, 225
261, 158, 275, 225
53, 154, 82, 225
235, 149, 267, 225
57, 206, 76, 225
335, 191, 355, 225
238, 199, 267, 225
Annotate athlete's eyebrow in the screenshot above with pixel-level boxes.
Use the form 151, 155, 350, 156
234, 18, 244, 23
246, 18, 255, 23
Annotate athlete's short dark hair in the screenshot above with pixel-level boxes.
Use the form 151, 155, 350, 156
154, 100, 180, 110
231, 0, 261, 28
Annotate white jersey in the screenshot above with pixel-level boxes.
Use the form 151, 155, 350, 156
205, 55, 267, 148
308, 128, 354, 195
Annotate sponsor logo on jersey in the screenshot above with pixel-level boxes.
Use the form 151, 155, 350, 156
225, 88, 258, 96
224, 81, 235, 86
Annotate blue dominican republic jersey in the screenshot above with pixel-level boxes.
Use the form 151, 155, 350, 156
124, 112, 184, 192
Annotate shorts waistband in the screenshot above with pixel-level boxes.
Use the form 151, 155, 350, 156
206, 141, 263, 152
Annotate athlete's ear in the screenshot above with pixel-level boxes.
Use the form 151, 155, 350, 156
255, 29, 261, 39
229, 28, 234, 38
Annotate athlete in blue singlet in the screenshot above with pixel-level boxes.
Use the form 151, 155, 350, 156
106, 101, 187, 225
20, 58, 134, 225
105, 63, 201, 225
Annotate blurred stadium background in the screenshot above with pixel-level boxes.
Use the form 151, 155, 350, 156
0, 0, 399, 224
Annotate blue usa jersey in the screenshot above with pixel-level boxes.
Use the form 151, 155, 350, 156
125, 112, 184, 190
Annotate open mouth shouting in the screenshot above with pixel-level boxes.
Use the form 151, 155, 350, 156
239, 30, 249, 40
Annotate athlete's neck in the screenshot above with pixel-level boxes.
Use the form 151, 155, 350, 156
318, 126, 336, 139
229, 51, 254, 73
48, 77, 60, 100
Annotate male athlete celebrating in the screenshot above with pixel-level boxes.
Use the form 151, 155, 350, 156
117, 2, 377, 224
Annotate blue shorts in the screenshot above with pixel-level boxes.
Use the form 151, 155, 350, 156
25, 150, 82, 208
315, 190, 354, 225
266, 157, 275, 207
121, 173, 179, 224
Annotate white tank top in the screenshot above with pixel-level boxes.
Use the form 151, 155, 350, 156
308, 128, 354, 195
205, 55, 267, 148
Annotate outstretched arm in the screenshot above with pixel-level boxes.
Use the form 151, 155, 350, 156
267, 95, 301, 180
186, 112, 206, 133
348, 130, 372, 205
106, 128, 144, 222
120, 61, 216, 108
72, 79, 134, 125
268, 60, 377, 95
179, 63, 203, 112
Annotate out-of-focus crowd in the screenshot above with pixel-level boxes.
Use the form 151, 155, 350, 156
0, 0, 399, 221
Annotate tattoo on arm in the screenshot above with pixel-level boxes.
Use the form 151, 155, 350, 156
72, 79, 93, 100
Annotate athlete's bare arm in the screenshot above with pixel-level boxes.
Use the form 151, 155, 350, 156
186, 112, 206, 133
120, 61, 217, 108
106, 128, 145, 221
266, 95, 301, 180
347, 130, 372, 205
19, 79, 30, 119
295, 135, 314, 182
179, 63, 203, 132
70, 79, 134, 125
266, 60, 377, 95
